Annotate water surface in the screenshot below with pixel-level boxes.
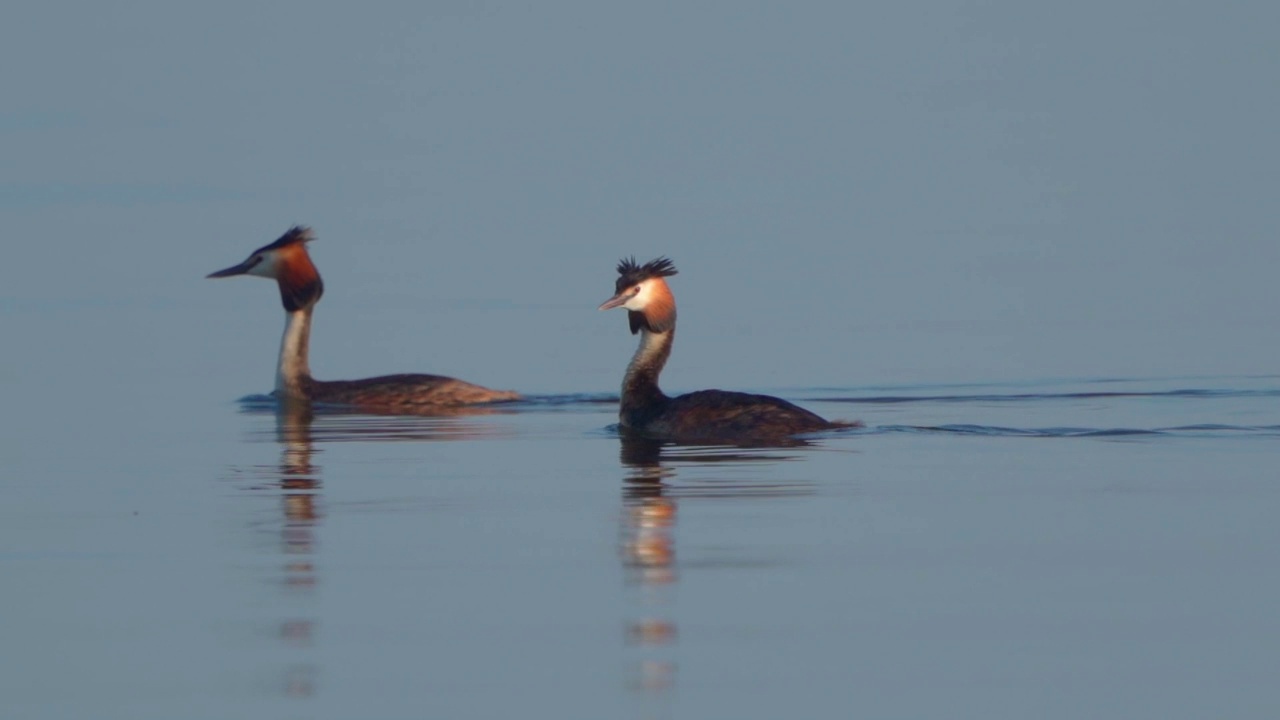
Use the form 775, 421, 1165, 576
4, 375, 1277, 718
4, 4, 1280, 716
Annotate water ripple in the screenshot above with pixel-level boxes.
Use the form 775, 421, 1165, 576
867, 423, 1280, 439
812, 388, 1280, 404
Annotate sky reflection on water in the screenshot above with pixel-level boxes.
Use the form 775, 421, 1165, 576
4, 2, 1280, 716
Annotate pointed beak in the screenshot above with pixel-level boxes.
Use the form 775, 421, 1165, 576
206, 257, 259, 279
598, 291, 631, 311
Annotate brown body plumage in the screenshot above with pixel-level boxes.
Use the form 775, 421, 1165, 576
599, 257, 857, 441
301, 374, 519, 409
208, 226, 518, 410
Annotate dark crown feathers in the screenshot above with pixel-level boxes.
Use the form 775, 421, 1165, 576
615, 256, 677, 291
258, 225, 316, 253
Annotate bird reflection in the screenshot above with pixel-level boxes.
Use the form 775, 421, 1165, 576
225, 399, 515, 702
273, 402, 322, 697
618, 433, 680, 701
617, 431, 820, 703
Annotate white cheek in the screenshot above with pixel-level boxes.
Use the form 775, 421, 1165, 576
248, 254, 279, 278
623, 282, 653, 310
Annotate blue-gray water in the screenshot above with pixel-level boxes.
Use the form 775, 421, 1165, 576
5, 2, 1280, 717
4, 367, 1278, 718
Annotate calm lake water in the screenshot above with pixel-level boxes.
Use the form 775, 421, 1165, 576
6, 3, 1279, 716
4, 360, 1278, 718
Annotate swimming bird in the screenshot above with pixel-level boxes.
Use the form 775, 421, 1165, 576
598, 257, 856, 440
208, 226, 519, 410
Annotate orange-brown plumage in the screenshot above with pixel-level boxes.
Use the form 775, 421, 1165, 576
637, 280, 676, 333
275, 244, 320, 292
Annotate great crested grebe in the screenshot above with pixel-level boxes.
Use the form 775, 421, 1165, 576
208, 226, 519, 410
598, 257, 857, 440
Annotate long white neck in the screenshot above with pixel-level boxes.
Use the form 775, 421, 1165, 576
626, 328, 672, 382
620, 327, 674, 421
276, 309, 313, 397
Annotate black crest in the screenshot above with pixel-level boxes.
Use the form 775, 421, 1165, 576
615, 256, 677, 293
256, 225, 316, 254
628, 311, 649, 335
